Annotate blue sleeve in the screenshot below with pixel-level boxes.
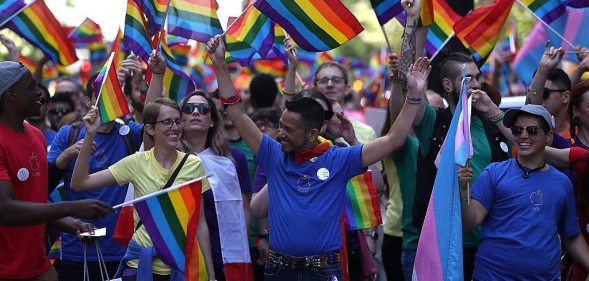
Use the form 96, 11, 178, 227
470, 167, 495, 211
254, 135, 280, 171
337, 144, 365, 179
47, 125, 71, 164
231, 147, 251, 193
559, 180, 581, 237
128, 122, 144, 150
252, 165, 267, 193
551, 132, 572, 149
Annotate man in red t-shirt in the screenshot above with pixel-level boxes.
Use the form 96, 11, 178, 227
0, 61, 112, 280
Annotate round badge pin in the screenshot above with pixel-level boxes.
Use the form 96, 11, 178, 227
317, 168, 330, 180
500, 142, 509, 153
119, 125, 130, 136
17, 168, 29, 182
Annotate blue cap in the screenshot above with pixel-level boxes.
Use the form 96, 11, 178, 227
0, 61, 30, 98
504, 104, 555, 130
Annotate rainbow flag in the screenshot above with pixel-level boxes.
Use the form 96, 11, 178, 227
109, 29, 127, 66
342, 172, 382, 230
191, 63, 216, 90
521, 0, 567, 24
0, 0, 31, 27
226, 0, 274, 65
123, 0, 154, 63
135, 0, 171, 32
568, 0, 588, 7
253, 0, 363, 52
413, 69, 468, 281
89, 40, 108, 65
315, 52, 334, 68
19, 55, 59, 83
167, 0, 223, 43
369, 0, 403, 26
251, 58, 287, 78
68, 17, 102, 47
454, 0, 514, 63
420, 0, 434, 26
167, 34, 189, 47
47, 237, 61, 264
133, 179, 207, 280
4, 0, 78, 66
160, 33, 196, 102
93, 52, 130, 123
264, 24, 288, 62
425, 0, 461, 56
191, 41, 208, 63
170, 43, 191, 67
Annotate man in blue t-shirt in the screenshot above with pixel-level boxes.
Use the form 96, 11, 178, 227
207, 35, 430, 280
48, 73, 143, 280
459, 104, 589, 280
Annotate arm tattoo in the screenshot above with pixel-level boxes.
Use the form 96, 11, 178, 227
398, 19, 418, 89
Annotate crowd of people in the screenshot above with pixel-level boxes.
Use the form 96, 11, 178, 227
3, 0, 589, 280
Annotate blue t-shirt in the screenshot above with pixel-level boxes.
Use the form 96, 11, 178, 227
47, 122, 143, 262
255, 135, 365, 256
471, 159, 579, 281
43, 129, 57, 152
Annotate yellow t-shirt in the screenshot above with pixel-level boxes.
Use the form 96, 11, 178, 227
109, 148, 210, 275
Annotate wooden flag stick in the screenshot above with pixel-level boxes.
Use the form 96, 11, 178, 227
283, 31, 307, 87
564, 50, 589, 54
380, 25, 394, 54
515, 0, 575, 48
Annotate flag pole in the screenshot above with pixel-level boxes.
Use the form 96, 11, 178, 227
466, 160, 471, 206
430, 32, 454, 61
221, 2, 255, 36
283, 31, 307, 87
94, 52, 116, 108
380, 25, 394, 55
515, 0, 575, 48
0, 0, 35, 27
113, 175, 209, 209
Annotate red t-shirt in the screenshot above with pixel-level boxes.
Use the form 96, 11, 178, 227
0, 122, 50, 278
570, 147, 589, 234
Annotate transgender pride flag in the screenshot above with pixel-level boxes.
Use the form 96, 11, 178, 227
413, 70, 472, 281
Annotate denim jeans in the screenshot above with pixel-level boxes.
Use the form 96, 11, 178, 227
264, 260, 342, 281
401, 249, 417, 281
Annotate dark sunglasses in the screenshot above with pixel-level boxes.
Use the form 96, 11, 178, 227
543, 88, 566, 99
182, 103, 211, 115
510, 126, 545, 136
48, 108, 73, 115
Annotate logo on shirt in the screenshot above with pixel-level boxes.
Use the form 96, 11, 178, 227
317, 168, 330, 181
530, 189, 543, 212
297, 175, 312, 195
28, 153, 40, 178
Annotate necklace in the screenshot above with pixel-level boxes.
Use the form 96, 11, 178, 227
515, 158, 546, 179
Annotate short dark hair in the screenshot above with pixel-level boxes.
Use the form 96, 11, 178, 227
250, 108, 280, 125
284, 97, 324, 131
546, 68, 571, 91
314, 61, 349, 85
49, 92, 75, 111
292, 89, 333, 120
439, 52, 474, 82
85, 73, 100, 99
249, 74, 278, 109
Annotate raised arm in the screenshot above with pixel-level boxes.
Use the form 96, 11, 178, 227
283, 38, 298, 100
143, 51, 167, 150
361, 57, 431, 168
70, 107, 117, 191
571, 46, 589, 87
544, 146, 571, 169
0, 34, 19, 62
207, 35, 263, 155
527, 41, 564, 105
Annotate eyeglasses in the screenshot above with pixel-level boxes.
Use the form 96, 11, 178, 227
153, 118, 184, 128
182, 103, 211, 115
510, 126, 545, 136
316, 76, 345, 85
48, 108, 73, 115
543, 88, 566, 99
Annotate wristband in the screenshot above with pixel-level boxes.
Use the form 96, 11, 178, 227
405, 96, 422, 104
219, 92, 241, 105
281, 88, 296, 97
490, 111, 505, 124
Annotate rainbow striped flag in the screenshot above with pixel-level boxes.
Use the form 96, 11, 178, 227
93, 52, 130, 123
135, 0, 171, 32
68, 17, 102, 47
123, 0, 154, 63
226, 0, 274, 66
315, 52, 334, 68
454, 0, 514, 63
342, 172, 382, 230
109, 29, 127, 66
160, 33, 196, 102
420, 0, 434, 26
521, 0, 567, 24
424, 0, 462, 57
167, 34, 189, 47
251, 58, 287, 78
0, 0, 31, 27
4, 0, 78, 66
253, 0, 363, 52
47, 237, 61, 264
263, 24, 288, 62
133, 179, 207, 280
89, 40, 108, 65
413, 69, 468, 281
19, 55, 61, 83
167, 0, 223, 43
369, 0, 403, 26
568, 0, 587, 7
191, 63, 216, 90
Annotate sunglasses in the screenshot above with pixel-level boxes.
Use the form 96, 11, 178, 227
543, 88, 566, 100
510, 126, 545, 136
182, 103, 211, 115
48, 108, 73, 115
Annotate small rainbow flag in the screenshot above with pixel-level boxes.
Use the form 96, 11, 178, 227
343, 172, 382, 230
420, 0, 434, 26
424, 0, 461, 57
109, 29, 127, 66
521, 0, 567, 24
68, 17, 103, 47
0, 0, 31, 27
454, 0, 514, 63
191, 63, 216, 90
251, 58, 287, 78
4, 0, 78, 66
263, 24, 288, 63
167, 0, 223, 43
135, 0, 171, 32
133, 179, 207, 280
253, 0, 364, 52
89, 40, 108, 65
47, 237, 61, 264
315, 52, 334, 68
19, 55, 63, 83
369, 0, 403, 26
123, 0, 154, 63
226, 0, 274, 66
160, 32, 196, 102
93, 52, 130, 123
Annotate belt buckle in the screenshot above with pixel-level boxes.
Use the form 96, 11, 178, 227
292, 257, 310, 270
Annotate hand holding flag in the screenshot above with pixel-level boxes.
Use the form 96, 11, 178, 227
402, 0, 421, 18
538, 41, 565, 72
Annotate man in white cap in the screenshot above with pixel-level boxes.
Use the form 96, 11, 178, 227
458, 104, 589, 280
0, 61, 112, 280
